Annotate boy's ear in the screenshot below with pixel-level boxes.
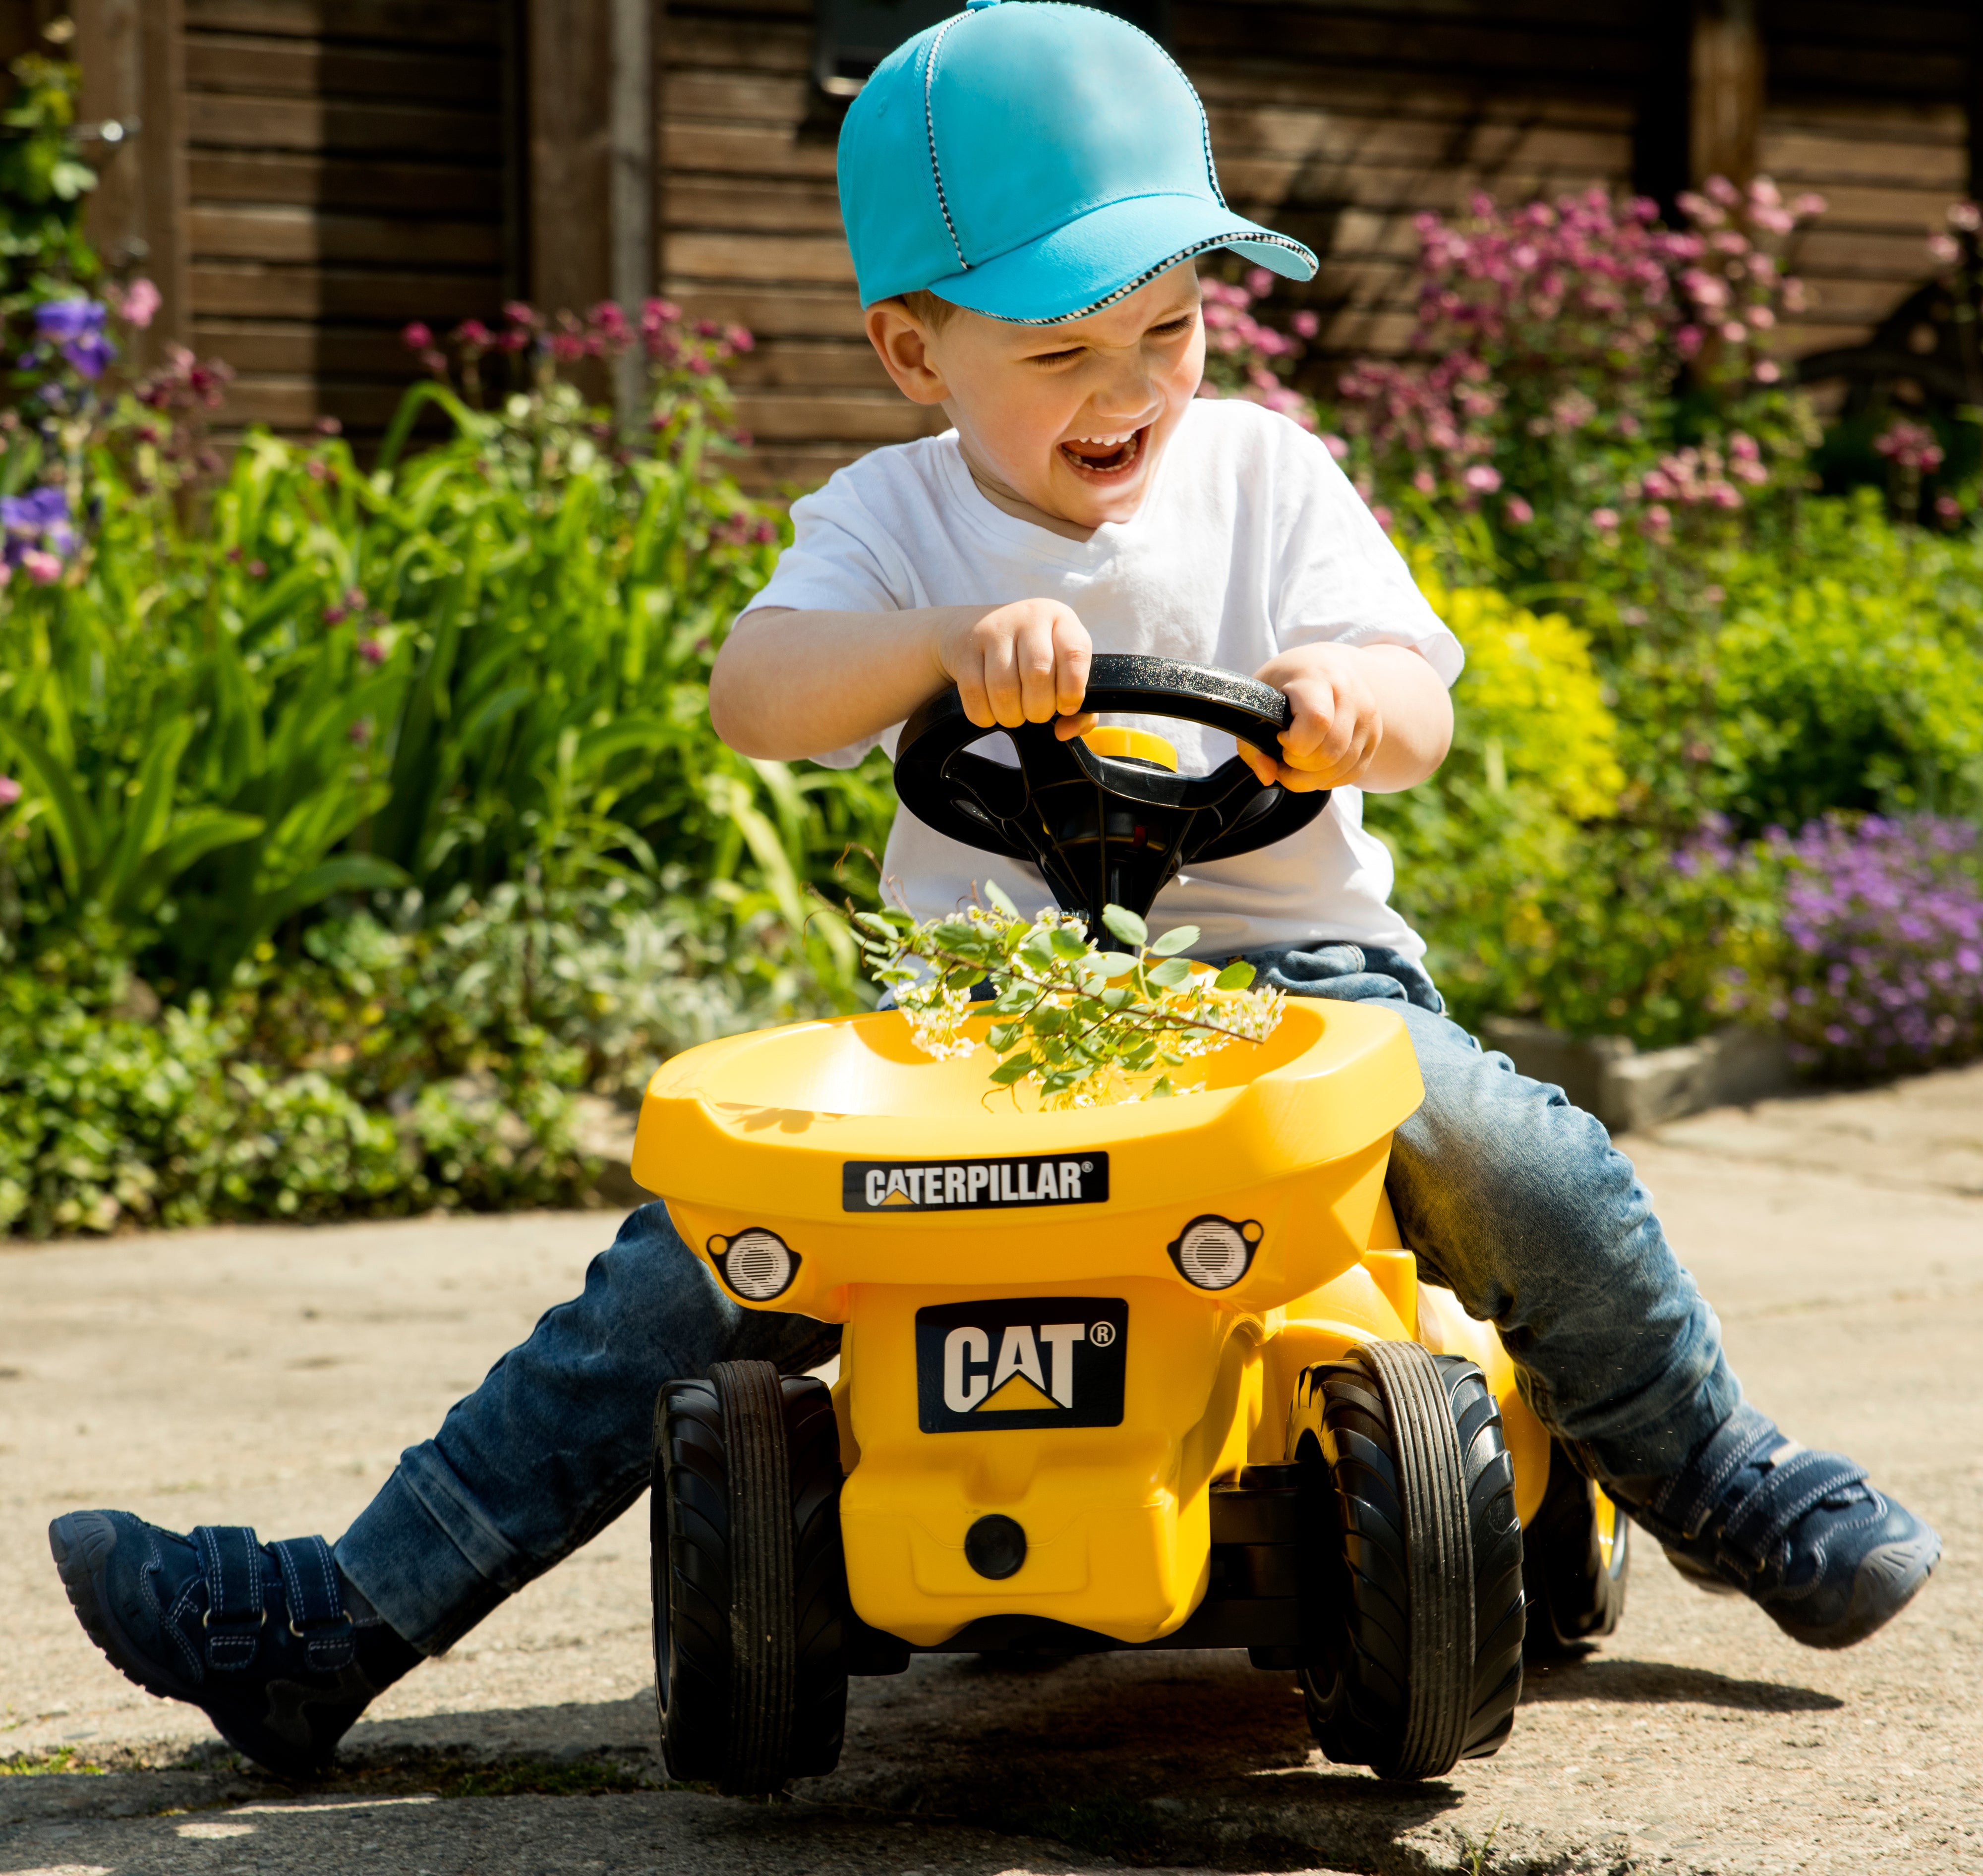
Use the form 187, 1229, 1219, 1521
865, 300, 950, 406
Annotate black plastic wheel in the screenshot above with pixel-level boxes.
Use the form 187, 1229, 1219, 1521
1290, 1343, 1525, 1779
1521, 1439, 1629, 1658
651, 1361, 850, 1793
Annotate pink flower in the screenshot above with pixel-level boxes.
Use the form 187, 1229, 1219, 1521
1928, 232, 1961, 266
1503, 495, 1534, 524
1292, 310, 1319, 339
1950, 201, 1983, 233
401, 322, 433, 350
1676, 325, 1704, 358
1412, 467, 1437, 496
118, 278, 161, 330
1874, 420, 1944, 472
1790, 193, 1827, 219
455, 319, 493, 348
21, 549, 61, 584
1934, 493, 1962, 523
1754, 359, 1782, 383
1641, 503, 1673, 536
1746, 304, 1775, 329
1462, 463, 1502, 493
1320, 433, 1349, 461
1245, 267, 1274, 298
358, 637, 386, 666
1590, 506, 1620, 532
349, 721, 372, 747
1371, 504, 1394, 531
503, 300, 539, 328
0, 775, 20, 807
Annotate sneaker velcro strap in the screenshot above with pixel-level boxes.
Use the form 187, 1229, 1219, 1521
1718, 1448, 1869, 1573
1655, 1404, 1783, 1539
193, 1526, 267, 1671
271, 1536, 355, 1672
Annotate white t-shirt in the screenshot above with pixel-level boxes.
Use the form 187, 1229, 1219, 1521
747, 398, 1462, 962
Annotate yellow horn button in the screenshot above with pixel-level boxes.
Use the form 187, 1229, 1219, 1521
1082, 726, 1178, 772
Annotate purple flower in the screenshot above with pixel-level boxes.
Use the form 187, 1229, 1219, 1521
1, 484, 76, 566
34, 297, 116, 379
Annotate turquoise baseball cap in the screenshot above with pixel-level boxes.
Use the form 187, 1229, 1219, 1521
837, 0, 1316, 324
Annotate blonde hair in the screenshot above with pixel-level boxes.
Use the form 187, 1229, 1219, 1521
898, 288, 959, 331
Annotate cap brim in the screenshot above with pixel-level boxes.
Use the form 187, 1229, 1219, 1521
922, 192, 1316, 325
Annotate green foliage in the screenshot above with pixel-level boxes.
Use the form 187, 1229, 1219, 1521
0, 47, 99, 317
1692, 494, 1983, 826
0, 917, 598, 1237
854, 889, 1282, 1107
0, 385, 888, 997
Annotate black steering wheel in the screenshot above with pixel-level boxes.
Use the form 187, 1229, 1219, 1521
894, 654, 1327, 938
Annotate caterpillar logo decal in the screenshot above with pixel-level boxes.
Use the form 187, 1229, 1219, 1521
914, 1297, 1128, 1432
844, 1153, 1108, 1212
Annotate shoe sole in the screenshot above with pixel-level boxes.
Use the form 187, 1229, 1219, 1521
49, 1513, 330, 1781
1777, 1531, 1943, 1650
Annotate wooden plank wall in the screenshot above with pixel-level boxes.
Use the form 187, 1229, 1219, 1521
663, 0, 1662, 490
179, 0, 515, 445
662, 0, 928, 492
46, 1, 1981, 473
1758, 1, 1974, 376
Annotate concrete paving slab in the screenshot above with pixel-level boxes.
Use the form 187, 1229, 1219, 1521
2, 1066, 1979, 1875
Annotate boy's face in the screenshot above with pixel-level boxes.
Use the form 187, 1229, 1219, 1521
866, 265, 1206, 530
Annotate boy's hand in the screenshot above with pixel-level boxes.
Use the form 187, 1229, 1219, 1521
936, 599, 1096, 739
1240, 642, 1387, 792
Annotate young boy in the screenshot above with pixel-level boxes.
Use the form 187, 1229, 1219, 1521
51, 0, 1936, 1782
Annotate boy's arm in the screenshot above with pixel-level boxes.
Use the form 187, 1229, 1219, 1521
1239, 642, 1453, 795
711, 600, 1094, 761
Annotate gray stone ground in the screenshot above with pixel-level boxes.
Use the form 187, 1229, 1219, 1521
3, 1065, 1980, 1876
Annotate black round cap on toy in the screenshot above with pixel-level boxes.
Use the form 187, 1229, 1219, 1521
964, 1514, 1028, 1580
894, 655, 1327, 939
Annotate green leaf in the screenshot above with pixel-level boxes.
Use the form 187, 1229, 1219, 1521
1101, 904, 1148, 947
1048, 925, 1088, 961
1149, 1076, 1176, 1099
1214, 961, 1258, 990
1148, 924, 1200, 957
1146, 956, 1192, 987
987, 1022, 1022, 1052
988, 1053, 1035, 1085
983, 879, 1019, 919
1097, 951, 1141, 977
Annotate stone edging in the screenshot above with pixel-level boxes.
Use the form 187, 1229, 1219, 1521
1478, 1018, 1791, 1135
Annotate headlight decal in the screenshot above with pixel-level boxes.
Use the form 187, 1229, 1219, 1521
1166, 1214, 1262, 1291
709, 1228, 800, 1302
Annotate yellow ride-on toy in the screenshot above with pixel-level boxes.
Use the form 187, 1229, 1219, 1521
633, 657, 1626, 1793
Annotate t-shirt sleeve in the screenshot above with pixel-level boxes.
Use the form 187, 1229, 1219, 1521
1267, 422, 1464, 687
732, 471, 921, 770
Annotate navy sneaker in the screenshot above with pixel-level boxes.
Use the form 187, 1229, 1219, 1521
1614, 1405, 1940, 1649
48, 1511, 420, 1779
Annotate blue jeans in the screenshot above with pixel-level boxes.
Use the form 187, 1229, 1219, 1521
337, 943, 1739, 1653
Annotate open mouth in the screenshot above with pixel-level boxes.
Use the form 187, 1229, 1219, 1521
1058, 427, 1148, 479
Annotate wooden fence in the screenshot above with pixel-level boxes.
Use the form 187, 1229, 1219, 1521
22, 0, 1981, 482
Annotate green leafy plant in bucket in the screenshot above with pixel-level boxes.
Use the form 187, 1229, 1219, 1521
855, 882, 1283, 1108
